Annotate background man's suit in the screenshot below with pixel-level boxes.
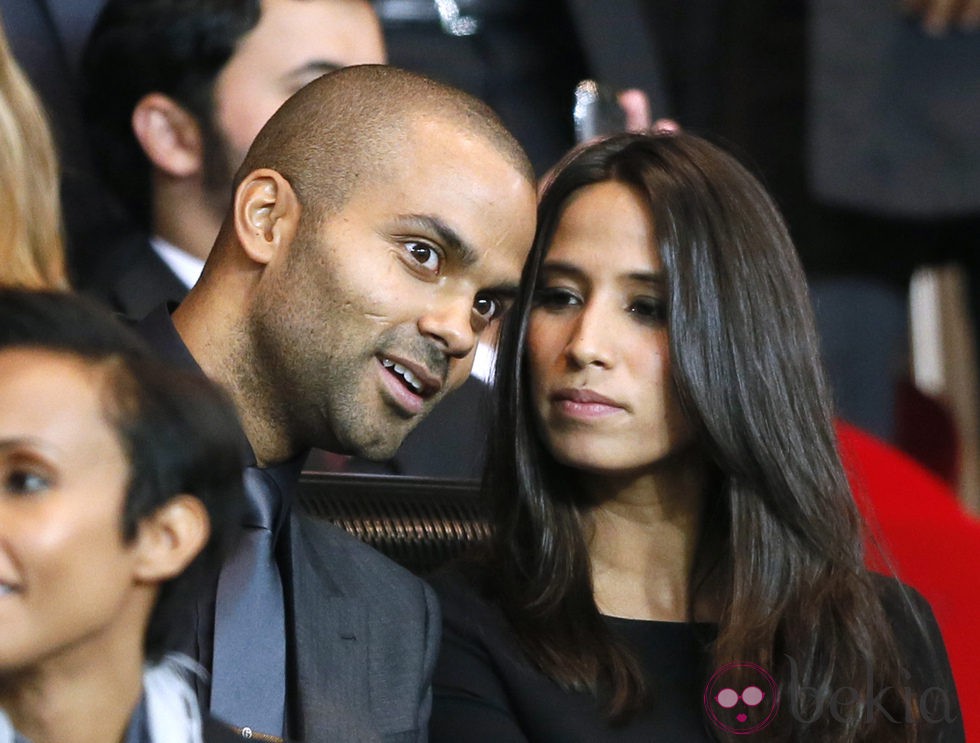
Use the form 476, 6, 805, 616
81, 233, 188, 320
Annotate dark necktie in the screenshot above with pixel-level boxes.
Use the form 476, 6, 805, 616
210, 468, 286, 738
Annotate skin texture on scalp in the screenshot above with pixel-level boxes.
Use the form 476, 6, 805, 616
232, 64, 535, 232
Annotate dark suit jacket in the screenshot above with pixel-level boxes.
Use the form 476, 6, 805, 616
135, 306, 440, 742
289, 514, 439, 741
78, 232, 188, 321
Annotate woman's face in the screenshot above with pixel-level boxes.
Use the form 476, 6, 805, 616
528, 180, 696, 476
0, 349, 141, 674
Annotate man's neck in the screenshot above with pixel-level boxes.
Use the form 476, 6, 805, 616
172, 290, 301, 467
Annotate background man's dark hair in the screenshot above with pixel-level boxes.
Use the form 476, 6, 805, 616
81, 0, 263, 229
0, 288, 245, 658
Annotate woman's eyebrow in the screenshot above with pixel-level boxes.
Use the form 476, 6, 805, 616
541, 261, 666, 287
626, 271, 667, 288
0, 436, 59, 455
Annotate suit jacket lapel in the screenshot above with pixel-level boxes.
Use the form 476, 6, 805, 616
38, 0, 107, 71
113, 241, 189, 321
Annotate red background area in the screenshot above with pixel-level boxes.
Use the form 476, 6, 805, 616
838, 421, 980, 739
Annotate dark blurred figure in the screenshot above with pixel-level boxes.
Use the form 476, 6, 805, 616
0, 0, 109, 286
77, 0, 384, 319
805, 0, 980, 447
374, 0, 707, 175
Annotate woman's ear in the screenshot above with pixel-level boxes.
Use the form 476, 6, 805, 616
131, 93, 204, 178
133, 495, 211, 584
232, 168, 301, 266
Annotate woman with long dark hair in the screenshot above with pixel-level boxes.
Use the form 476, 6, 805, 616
428, 133, 962, 741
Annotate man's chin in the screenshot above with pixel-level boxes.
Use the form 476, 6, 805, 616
339, 423, 420, 463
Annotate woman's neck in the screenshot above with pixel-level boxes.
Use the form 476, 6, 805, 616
584, 449, 717, 622
0, 637, 144, 743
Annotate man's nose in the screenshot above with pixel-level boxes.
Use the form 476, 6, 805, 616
418, 294, 478, 359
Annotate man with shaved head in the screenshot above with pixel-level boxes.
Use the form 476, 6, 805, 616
137, 64, 537, 741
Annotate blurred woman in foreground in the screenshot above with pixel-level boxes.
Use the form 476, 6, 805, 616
0, 290, 243, 743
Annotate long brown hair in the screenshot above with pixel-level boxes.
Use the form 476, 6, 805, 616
485, 133, 932, 740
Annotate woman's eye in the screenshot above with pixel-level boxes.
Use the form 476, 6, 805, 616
4, 468, 50, 495
629, 298, 667, 324
533, 286, 579, 309
405, 241, 441, 273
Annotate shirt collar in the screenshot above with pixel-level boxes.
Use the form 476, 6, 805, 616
148, 235, 205, 290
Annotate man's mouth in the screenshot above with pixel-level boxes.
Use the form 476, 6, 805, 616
381, 358, 425, 394
379, 355, 442, 399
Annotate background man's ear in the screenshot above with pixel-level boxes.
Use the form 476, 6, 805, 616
131, 93, 204, 178
133, 495, 211, 584
233, 168, 301, 266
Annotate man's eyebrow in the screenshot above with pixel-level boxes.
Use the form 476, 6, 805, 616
394, 214, 478, 267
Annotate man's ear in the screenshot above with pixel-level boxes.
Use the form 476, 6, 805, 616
131, 93, 204, 178
132, 495, 211, 584
233, 168, 301, 266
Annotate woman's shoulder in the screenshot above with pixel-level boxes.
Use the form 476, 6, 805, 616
425, 558, 514, 641
426, 557, 493, 604
868, 572, 960, 698
868, 572, 937, 634
867, 572, 946, 659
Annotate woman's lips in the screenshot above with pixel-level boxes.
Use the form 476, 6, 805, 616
550, 388, 624, 418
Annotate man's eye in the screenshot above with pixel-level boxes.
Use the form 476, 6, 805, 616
4, 469, 50, 495
533, 286, 579, 309
473, 294, 501, 321
405, 241, 441, 273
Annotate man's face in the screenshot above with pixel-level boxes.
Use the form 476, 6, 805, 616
205, 0, 385, 193
250, 119, 537, 460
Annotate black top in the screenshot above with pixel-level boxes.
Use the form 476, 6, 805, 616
428, 565, 964, 742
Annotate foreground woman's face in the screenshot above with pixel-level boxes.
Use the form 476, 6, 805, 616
528, 180, 695, 476
0, 349, 138, 675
